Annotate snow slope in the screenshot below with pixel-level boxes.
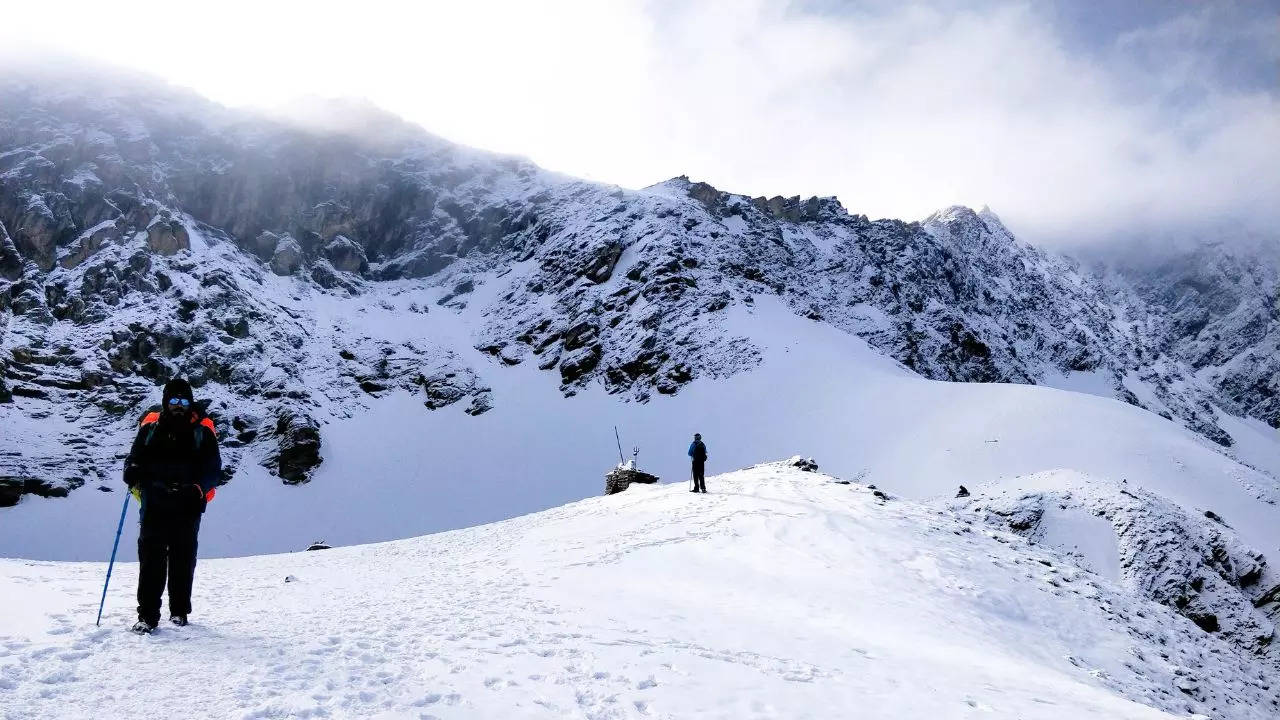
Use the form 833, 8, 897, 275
2, 462, 1274, 719
5, 285, 1278, 568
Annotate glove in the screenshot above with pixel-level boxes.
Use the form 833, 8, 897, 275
123, 462, 143, 489
188, 483, 208, 512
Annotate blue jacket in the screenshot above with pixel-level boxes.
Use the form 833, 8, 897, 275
688, 440, 708, 462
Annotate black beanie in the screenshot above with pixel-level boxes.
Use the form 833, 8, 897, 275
162, 378, 194, 405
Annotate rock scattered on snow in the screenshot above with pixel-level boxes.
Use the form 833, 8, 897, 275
787, 455, 819, 472
958, 470, 1279, 657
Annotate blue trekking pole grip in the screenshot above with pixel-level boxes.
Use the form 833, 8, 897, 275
96, 492, 131, 627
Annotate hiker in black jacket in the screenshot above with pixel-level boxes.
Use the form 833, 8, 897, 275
688, 433, 708, 493
123, 378, 221, 633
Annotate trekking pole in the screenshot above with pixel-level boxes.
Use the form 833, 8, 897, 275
96, 492, 131, 627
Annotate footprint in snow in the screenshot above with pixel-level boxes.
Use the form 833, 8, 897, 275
964, 698, 995, 711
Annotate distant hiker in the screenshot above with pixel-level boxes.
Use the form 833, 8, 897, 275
688, 433, 708, 493
956, 485, 970, 498
122, 378, 221, 633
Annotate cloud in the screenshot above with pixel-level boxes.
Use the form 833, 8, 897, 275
0, 0, 1275, 248
627, 0, 1279, 246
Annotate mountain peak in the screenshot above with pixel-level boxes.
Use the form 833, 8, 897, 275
923, 204, 981, 226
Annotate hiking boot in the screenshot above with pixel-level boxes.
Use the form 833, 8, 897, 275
169, 615, 188, 627
131, 619, 156, 634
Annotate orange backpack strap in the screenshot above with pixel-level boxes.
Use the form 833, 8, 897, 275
140, 411, 161, 426
199, 417, 217, 437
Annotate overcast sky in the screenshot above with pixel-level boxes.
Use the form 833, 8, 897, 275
2, 0, 1276, 246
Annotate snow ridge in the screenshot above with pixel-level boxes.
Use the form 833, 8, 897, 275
2, 462, 1276, 719
958, 470, 1280, 658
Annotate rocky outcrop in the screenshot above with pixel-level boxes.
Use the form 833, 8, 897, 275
146, 217, 190, 256
324, 235, 367, 274
0, 221, 24, 280
788, 456, 819, 472
1103, 241, 1280, 430
604, 467, 659, 495
273, 410, 322, 484
959, 472, 1279, 657
0, 475, 71, 507
270, 237, 303, 275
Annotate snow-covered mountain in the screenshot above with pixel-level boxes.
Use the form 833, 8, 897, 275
1099, 238, 1280, 432
2, 68, 1272, 507
3, 462, 1278, 719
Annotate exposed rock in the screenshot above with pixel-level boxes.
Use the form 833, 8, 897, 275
559, 344, 602, 385
584, 243, 624, 283
604, 467, 660, 495
251, 230, 281, 260
11, 195, 64, 271
787, 456, 819, 472
0, 475, 71, 507
324, 235, 367, 274
270, 237, 303, 275
146, 218, 190, 255
1189, 612, 1221, 633
0, 221, 25, 280
465, 394, 493, 416
273, 410, 323, 484
962, 473, 1278, 656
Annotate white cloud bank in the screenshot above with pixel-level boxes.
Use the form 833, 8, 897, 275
1, 0, 1275, 246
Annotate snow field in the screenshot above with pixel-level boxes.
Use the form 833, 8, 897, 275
1, 463, 1270, 719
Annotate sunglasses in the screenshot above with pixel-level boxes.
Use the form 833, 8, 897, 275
167, 398, 191, 408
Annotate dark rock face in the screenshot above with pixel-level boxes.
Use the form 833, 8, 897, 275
604, 467, 660, 495
270, 237, 303, 275
146, 217, 190, 256
274, 410, 322, 484
0, 475, 71, 507
324, 235, 367, 274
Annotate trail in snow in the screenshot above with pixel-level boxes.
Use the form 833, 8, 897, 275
1, 464, 1271, 719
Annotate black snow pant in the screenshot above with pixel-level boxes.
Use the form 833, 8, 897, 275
692, 460, 706, 492
137, 511, 201, 625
